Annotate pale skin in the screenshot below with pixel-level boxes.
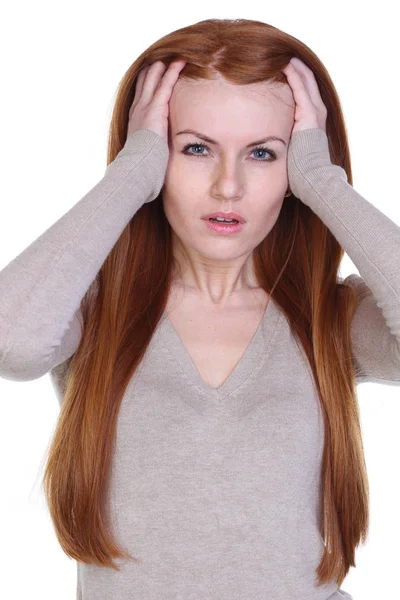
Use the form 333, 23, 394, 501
163, 74, 295, 310
160, 58, 327, 387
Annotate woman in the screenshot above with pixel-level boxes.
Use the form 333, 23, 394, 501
0, 17, 398, 600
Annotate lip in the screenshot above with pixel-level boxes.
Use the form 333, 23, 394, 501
203, 219, 245, 235
202, 211, 246, 223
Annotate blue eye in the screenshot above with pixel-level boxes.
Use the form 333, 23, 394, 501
181, 142, 276, 162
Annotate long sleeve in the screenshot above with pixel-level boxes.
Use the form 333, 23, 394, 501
0, 129, 169, 381
287, 127, 400, 385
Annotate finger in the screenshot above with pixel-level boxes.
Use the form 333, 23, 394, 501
130, 65, 150, 113
287, 59, 326, 111
152, 60, 186, 104
284, 62, 315, 111
139, 60, 169, 105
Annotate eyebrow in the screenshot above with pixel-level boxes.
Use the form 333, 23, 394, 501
175, 129, 287, 147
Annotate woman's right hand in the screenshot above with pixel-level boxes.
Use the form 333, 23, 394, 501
127, 59, 186, 145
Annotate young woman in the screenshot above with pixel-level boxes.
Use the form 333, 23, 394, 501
1, 17, 398, 600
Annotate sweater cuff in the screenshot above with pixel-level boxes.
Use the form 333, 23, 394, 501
287, 127, 349, 208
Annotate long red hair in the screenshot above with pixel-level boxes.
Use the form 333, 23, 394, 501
42, 18, 368, 588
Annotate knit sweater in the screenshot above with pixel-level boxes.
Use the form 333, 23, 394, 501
1, 127, 399, 600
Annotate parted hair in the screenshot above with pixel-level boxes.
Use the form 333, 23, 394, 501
41, 18, 368, 588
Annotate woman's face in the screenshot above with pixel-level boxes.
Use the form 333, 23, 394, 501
162, 73, 295, 267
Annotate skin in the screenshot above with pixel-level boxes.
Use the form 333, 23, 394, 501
161, 72, 296, 308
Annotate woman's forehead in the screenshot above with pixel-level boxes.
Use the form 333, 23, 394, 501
169, 77, 294, 140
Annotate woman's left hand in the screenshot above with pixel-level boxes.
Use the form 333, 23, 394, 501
282, 57, 328, 135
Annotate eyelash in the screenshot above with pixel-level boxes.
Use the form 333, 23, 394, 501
181, 142, 277, 162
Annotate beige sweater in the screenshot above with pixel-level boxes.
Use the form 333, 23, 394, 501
1, 127, 399, 599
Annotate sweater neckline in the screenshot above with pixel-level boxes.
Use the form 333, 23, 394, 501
156, 295, 283, 404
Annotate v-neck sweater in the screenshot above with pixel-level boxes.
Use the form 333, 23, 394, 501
1, 127, 399, 600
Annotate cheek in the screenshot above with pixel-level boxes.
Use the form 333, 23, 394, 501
162, 163, 205, 225
162, 187, 194, 231
163, 161, 201, 204
252, 172, 287, 212
269, 195, 285, 223
252, 160, 288, 194
249, 169, 287, 227
251, 195, 285, 238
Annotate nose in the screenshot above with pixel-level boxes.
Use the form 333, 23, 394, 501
211, 160, 245, 203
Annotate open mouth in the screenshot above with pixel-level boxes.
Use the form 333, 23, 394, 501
204, 218, 244, 235
208, 218, 239, 224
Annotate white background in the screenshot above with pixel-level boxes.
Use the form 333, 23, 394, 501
0, 1, 399, 598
